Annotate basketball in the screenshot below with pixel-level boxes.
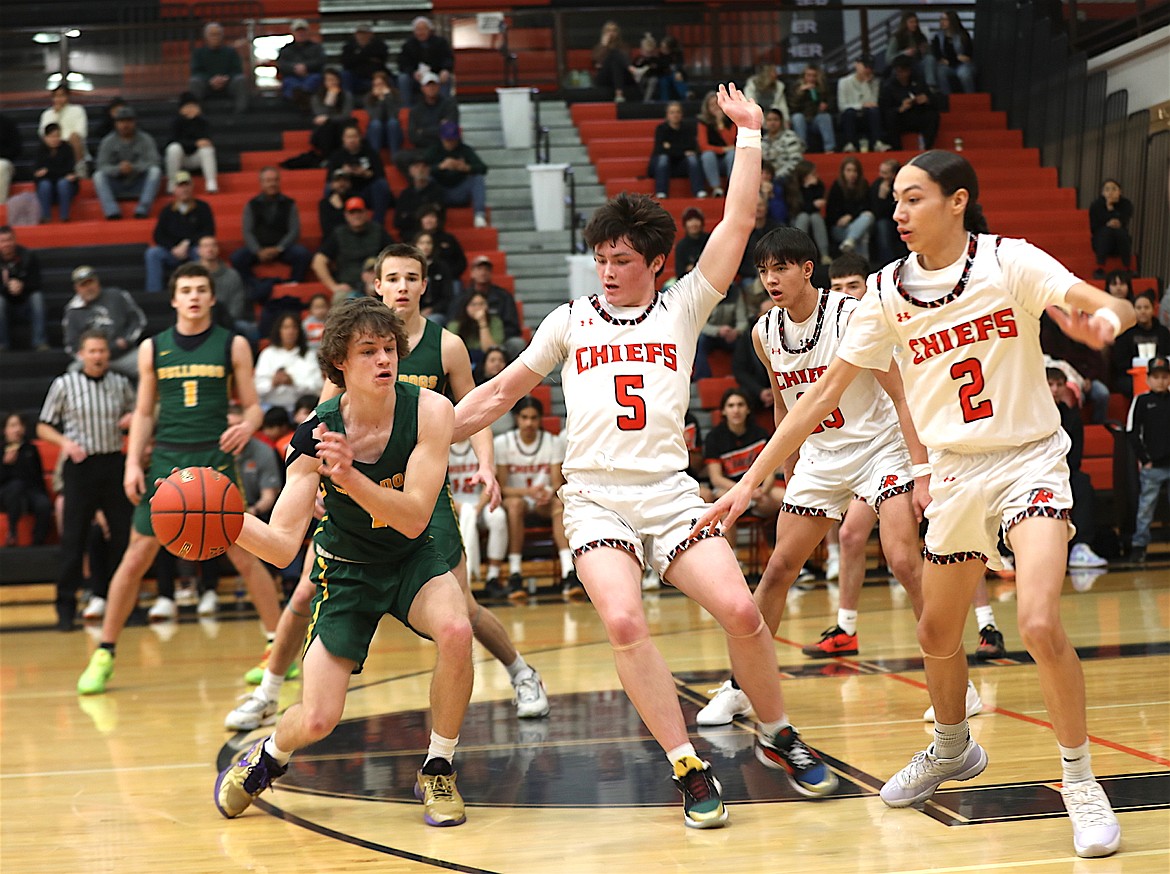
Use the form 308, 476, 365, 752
151, 467, 245, 561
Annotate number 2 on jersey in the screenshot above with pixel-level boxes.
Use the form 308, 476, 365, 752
614, 375, 646, 431
950, 358, 993, 423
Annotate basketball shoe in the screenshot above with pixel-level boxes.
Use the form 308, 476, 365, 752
923, 679, 983, 721
801, 625, 859, 658
507, 572, 528, 603
672, 756, 728, 828
756, 725, 839, 797
225, 690, 279, 731
561, 570, 587, 601
1061, 780, 1121, 858
512, 668, 550, 718
974, 625, 1006, 661
880, 739, 987, 807
77, 648, 114, 695
214, 738, 287, 818
415, 767, 466, 826
244, 643, 301, 685
695, 679, 752, 726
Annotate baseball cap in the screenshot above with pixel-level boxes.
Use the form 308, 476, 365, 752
356, 22, 373, 32
72, 265, 98, 283
472, 255, 493, 267
291, 18, 310, 31
681, 207, 704, 224
344, 196, 368, 212
362, 256, 378, 272
420, 71, 440, 86
113, 105, 136, 120
173, 170, 192, 185
439, 120, 460, 140
1148, 356, 1170, 374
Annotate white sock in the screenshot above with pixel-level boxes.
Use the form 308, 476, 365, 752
837, 609, 858, 636
259, 669, 284, 703
932, 719, 969, 759
975, 605, 996, 630
424, 730, 459, 767
505, 654, 530, 682
827, 543, 840, 560
508, 553, 522, 575
263, 735, 292, 766
486, 565, 500, 581
666, 742, 698, 766
1059, 740, 1094, 784
756, 716, 791, 739
265, 631, 276, 644
558, 548, 574, 578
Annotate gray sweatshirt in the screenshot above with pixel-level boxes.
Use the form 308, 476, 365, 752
96, 130, 160, 178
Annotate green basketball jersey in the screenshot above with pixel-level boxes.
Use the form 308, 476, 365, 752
153, 324, 234, 444
312, 382, 427, 564
397, 318, 449, 398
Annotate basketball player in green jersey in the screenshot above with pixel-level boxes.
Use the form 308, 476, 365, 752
78, 263, 283, 695
224, 243, 549, 733
216, 297, 474, 827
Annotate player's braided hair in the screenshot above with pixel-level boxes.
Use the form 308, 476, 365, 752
584, 193, 676, 274
906, 150, 990, 234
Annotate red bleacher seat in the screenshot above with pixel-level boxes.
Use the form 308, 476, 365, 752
697, 376, 737, 409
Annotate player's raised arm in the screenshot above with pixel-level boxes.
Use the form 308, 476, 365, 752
695, 83, 763, 295
444, 329, 501, 509
453, 359, 544, 443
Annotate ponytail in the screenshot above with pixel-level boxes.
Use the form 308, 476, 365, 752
964, 201, 989, 234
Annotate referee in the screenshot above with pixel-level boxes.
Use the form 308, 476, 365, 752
37, 329, 135, 630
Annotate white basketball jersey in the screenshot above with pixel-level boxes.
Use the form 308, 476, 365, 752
494, 429, 565, 491
838, 234, 1077, 452
757, 288, 900, 453
447, 440, 482, 501
519, 269, 722, 477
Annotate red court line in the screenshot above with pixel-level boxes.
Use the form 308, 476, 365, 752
772, 635, 1170, 768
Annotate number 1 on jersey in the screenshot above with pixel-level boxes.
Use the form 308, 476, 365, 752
614, 374, 646, 431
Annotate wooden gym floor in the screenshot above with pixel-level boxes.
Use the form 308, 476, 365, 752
1, 560, 1167, 873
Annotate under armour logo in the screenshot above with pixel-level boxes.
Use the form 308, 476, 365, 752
942, 476, 956, 483
896, 312, 911, 322
580, 318, 594, 326
1030, 488, 1054, 504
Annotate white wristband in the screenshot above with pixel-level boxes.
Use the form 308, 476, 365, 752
911, 463, 932, 478
735, 128, 762, 150
1093, 307, 1122, 339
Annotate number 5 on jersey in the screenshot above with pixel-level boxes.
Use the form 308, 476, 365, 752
614, 375, 646, 431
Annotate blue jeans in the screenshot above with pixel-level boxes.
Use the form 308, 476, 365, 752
839, 107, 884, 149
792, 211, 830, 260
936, 61, 975, 95
36, 177, 77, 221
93, 166, 161, 218
440, 174, 487, 215
1132, 465, 1170, 548
651, 154, 703, 197
282, 73, 323, 99
830, 211, 875, 255
699, 149, 734, 191
0, 291, 47, 349
1085, 379, 1110, 425
792, 112, 836, 152
231, 244, 313, 286
144, 246, 191, 293
366, 117, 404, 158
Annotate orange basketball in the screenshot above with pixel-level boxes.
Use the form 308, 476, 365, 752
151, 467, 245, 561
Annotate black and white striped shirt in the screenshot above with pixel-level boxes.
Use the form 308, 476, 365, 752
39, 370, 135, 456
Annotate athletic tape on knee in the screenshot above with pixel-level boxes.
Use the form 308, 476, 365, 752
612, 635, 651, 652
727, 617, 767, 640
920, 640, 965, 660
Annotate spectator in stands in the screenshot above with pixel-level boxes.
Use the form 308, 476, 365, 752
231, 166, 313, 293
398, 16, 455, 104
93, 105, 161, 221
789, 160, 831, 263
254, 312, 323, 414
196, 235, 254, 342
826, 156, 875, 257
301, 293, 330, 347
837, 55, 891, 153
395, 161, 443, 240
417, 204, 467, 277
656, 35, 688, 102
0, 114, 20, 204
788, 65, 836, 153
144, 171, 215, 293
309, 67, 354, 159
1112, 291, 1170, 397
412, 231, 455, 323
326, 121, 392, 225
34, 123, 79, 223
592, 21, 638, 103
738, 195, 781, 310
868, 157, 906, 267
649, 101, 704, 199
760, 108, 803, 185
358, 256, 379, 299
931, 10, 976, 95
94, 97, 126, 142
1105, 269, 1134, 301
1041, 309, 1111, 424
407, 73, 460, 155
735, 296, 777, 413
1045, 368, 1109, 570
1, 412, 51, 547
697, 91, 735, 196
259, 405, 295, 450
0, 226, 47, 351
703, 387, 784, 540
694, 261, 749, 381
449, 290, 505, 369
475, 345, 509, 386
759, 161, 791, 226
365, 71, 403, 160
188, 22, 248, 114
1127, 355, 1170, 564
448, 255, 523, 356
426, 122, 489, 228
165, 92, 218, 194
632, 34, 662, 102
885, 10, 937, 89
744, 64, 791, 127
37, 86, 88, 178
318, 169, 354, 241
61, 266, 146, 377
340, 22, 388, 96
879, 56, 940, 151
312, 197, 392, 302
278, 19, 326, 107
674, 206, 709, 277
1089, 179, 1134, 279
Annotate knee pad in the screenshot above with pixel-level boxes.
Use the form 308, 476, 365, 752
726, 616, 766, 641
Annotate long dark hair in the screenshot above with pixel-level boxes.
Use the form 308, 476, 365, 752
270, 312, 310, 357
455, 291, 490, 347
905, 150, 989, 234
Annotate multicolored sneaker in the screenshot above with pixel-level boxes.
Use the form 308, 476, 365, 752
671, 756, 728, 829
77, 648, 114, 695
879, 740, 987, 807
1061, 780, 1121, 858
801, 625, 859, 658
244, 643, 301, 685
513, 669, 551, 719
214, 738, 287, 818
414, 769, 466, 826
974, 625, 1006, 661
756, 725, 839, 797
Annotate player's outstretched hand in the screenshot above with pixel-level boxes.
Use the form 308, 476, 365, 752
717, 82, 763, 131
689, 482, 752, 538
1045, 304, 1115, 350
